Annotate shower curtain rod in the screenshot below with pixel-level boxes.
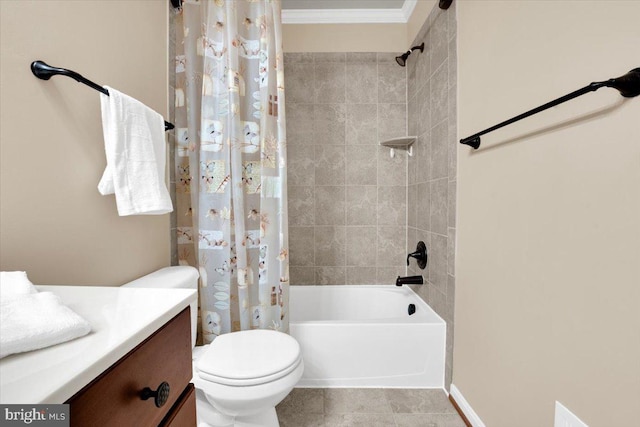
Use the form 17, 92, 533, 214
30, 60, 175, 131
460, 68, 640, 149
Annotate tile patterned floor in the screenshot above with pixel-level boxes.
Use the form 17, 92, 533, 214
276, 388, 467, 427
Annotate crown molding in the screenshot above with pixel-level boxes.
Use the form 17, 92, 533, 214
282, 0, 417, 24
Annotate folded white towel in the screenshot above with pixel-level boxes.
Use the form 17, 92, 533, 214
0, 271, 38, 300
98, 86, 173, 216
0, 292, 91, 359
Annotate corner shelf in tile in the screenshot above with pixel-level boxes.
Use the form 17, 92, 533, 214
379, 136, 417, 158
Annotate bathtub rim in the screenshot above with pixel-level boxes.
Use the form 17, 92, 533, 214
289, 284, 446, 325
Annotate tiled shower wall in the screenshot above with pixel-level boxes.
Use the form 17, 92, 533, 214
405, 4, 457, 389
284, 52, 409, 285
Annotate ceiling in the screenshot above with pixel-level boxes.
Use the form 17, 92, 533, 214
281, 0, 415, 24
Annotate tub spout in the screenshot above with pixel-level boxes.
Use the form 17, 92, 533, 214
396, 275, 424, 286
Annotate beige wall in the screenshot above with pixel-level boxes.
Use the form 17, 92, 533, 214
0, 1, 170, 286
455, 1, 640, 426
283, 23, 407, 52
407, 0, 435, 45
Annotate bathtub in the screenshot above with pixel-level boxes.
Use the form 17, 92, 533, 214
289, 285, 445, 388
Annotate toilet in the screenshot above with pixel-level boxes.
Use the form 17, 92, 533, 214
123, 266, 303, 427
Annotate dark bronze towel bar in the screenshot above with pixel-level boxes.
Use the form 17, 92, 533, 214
30, 60, 175, 131
460, 68, 640, 149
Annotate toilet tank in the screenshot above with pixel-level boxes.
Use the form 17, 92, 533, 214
122, 266, 199, 347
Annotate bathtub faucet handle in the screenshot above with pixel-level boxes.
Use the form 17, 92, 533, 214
406, 241, 428, 269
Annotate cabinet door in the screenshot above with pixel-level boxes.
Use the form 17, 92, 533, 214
67, 308, 192, 427
159, 384, 196, 427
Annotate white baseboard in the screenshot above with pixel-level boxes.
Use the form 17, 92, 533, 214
450, 384, 486, 427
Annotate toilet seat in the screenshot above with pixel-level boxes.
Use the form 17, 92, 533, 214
195, 329, 302, 387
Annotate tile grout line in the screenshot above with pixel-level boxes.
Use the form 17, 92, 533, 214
344, 54, 348, 281
375, 55, 380, 282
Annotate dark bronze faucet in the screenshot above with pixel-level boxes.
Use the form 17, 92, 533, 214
407, 241, 428, 269
396, 275, 424, 286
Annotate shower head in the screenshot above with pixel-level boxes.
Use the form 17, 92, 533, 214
395, 52, 410, 67
395, 43, 424, 67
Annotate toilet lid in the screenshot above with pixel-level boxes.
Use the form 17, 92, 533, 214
196, 329, 301, 386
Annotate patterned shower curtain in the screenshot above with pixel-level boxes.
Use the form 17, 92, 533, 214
175, 0, 289, 343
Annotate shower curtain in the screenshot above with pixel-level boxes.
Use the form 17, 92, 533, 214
175, 0, 289, 343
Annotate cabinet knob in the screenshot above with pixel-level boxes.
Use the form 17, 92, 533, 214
140, 381, 170, 408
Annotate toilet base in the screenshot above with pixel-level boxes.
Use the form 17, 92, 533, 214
195, 388, 279, 427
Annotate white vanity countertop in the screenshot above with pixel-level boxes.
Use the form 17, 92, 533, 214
0, 285, 197, 404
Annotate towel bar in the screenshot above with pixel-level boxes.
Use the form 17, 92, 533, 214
460, 68, 640, 149
30, 60, 175, 131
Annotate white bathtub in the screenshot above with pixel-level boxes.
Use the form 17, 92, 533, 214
289, 285, 446, 388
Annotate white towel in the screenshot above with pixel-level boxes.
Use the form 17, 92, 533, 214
0, 292, 91, 359
0, 271, 38, 299
98, 86, 173, 216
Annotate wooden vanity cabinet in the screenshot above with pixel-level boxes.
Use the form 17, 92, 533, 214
66, 308, 195, 427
